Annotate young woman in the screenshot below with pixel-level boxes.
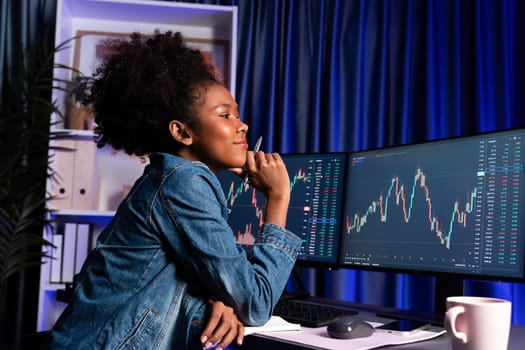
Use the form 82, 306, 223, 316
49, 31, 302, 350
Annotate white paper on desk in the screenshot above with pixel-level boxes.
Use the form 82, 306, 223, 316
244, 316, 301, 336
255, 322, 446, 350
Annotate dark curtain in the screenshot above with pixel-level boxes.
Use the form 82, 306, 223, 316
1, 0, 524, 339
0, 0, 57, 346
0, 0, 56, 96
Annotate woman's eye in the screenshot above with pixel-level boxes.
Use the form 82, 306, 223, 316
219, 112, 241, 120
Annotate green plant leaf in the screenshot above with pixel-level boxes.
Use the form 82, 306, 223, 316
0, 35, 77, 302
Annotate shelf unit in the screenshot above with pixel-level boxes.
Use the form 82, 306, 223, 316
37, 0, 238, 331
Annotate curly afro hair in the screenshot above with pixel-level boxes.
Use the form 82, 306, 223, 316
86, 31, 221, 156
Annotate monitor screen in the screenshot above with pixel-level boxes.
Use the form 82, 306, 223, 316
339, 128, 525, 281
217, 153, 347, 265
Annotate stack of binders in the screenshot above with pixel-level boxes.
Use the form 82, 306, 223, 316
48, 138, 100, 211
50, 222, 92, 284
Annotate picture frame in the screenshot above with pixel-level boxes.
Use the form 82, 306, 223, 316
73, 30, 230, 84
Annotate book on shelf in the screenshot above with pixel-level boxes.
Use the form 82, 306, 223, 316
75, 223, 91, 273
50, 231, 63, 283
48, 222, 93, 284
62, 223, 77, 283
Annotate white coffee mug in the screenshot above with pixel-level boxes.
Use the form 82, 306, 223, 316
444, 296, 511, 350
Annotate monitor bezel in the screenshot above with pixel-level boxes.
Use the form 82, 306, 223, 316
217, 152, 348, 269
280, 152, 349, 268
335, 127, 525, 283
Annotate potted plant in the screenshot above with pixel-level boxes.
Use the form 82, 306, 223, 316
0, 35, 74, 349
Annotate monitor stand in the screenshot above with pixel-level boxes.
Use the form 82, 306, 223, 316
373, 275, 465, 326
285, 267, 311, 299
281, 267, 331, 299
434, 275, 464, 318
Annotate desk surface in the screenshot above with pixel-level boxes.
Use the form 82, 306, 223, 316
240, 298, 525, 350
243, 325, 525, 350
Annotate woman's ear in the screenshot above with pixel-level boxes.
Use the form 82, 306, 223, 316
169, 120, 193, 146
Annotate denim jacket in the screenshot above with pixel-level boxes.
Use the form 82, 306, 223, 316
50, 153, 302, 349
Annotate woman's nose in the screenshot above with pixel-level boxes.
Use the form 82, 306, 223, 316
238, 119, 248, 133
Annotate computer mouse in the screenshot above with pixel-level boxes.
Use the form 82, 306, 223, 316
326, 316, 374, 339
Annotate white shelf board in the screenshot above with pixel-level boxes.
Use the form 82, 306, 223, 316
64, 0, 236, 29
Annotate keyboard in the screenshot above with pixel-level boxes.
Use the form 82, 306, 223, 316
273, 298, 358, 327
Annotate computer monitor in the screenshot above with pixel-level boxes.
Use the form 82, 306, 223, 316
339, 127, 525, 282
217, 153, 347, 266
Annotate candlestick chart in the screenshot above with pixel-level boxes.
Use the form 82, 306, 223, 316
340, 132, 525, 278
345, 167, 478, 250
217, 153, 346, 264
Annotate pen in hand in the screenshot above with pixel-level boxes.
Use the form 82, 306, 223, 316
244, 136, 263, 186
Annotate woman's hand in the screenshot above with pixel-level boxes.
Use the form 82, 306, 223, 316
244, 151, 290, 228
201, 300, 244, 349
245, 152, 289, 194
228, 151, 290, 227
